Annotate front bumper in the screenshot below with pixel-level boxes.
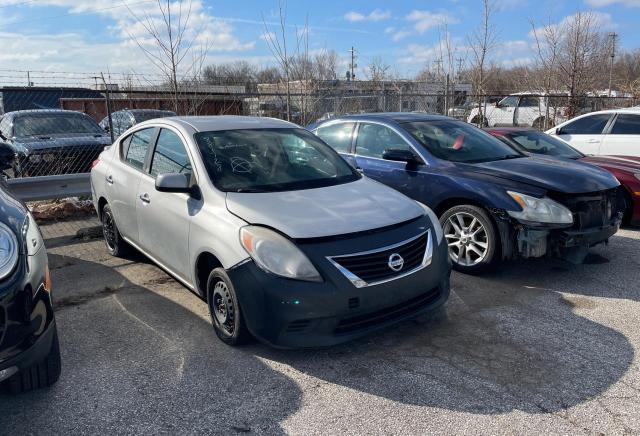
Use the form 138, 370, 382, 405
0, 242, 55, 374
227, 222, 451, 348
503, 215, 621, 263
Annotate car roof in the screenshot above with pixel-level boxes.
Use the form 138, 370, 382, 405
136, 115, 299, 132
4, 109, 87, 118
332, 112, 452, 124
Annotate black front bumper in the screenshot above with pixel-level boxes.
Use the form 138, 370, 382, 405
228, 220, 451, 348
0, 245, 55, 377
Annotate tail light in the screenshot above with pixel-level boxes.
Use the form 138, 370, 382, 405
91, 158, 100, 169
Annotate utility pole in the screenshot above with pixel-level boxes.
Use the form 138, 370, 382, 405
101, 72, 115, 143
348, 46, 357, 81
456, 57, 464, 81
608, 32, 618, 97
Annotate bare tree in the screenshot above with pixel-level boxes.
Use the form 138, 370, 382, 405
125, 0, 210, 113
556, 11, 608, 117
530, 17, 563, 128
467, 0, 498, 125
262, 0, 295, 121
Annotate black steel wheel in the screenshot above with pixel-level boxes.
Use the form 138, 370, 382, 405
207, 268, 251, 346
101, 203, 130, 257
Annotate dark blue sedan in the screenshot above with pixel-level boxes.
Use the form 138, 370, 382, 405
310, 113, 625, 273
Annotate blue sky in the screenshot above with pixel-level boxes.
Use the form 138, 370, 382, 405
0, 0, 639, 84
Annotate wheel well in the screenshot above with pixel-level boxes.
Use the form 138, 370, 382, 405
195, 252, 223, 298
622, 188, 634, 225
434, 197, 487, 218
97, 197, 108, 220
435, 197, 507, 259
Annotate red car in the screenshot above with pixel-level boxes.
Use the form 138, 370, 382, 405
486, 127, 640, 227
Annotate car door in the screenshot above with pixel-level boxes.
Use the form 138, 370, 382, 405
492, 96, 518, 126
515, 95, 540, 126
600, 113, 640, 157
313, 121, 358, 168
353, 122, 424, 198
555, 113, 613, 155
106, 127, 157, 243
136, 127, 196, 281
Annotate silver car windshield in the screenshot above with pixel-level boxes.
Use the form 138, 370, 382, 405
194, 128, 360, 192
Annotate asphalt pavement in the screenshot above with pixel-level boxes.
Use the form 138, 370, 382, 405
1, 219, 639, 435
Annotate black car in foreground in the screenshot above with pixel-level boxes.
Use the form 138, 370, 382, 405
310, 113, 625, 273
0, 109, 111, 177
0, 171, 60, 393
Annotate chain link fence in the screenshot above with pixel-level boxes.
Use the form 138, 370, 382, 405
0, 84, 638, 184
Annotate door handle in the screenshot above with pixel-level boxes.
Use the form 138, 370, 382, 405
105, 175, 114, 185
139, 193, 150, 204
587, 139, 600, 143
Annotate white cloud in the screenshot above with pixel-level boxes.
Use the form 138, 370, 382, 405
5, 0, 256, 75
391, 29, 413, 42
406, 10, 457, 34
527, 11, 616, 38
344, 9, 391, 22
398, 43, 439, 64
586, 0, 640, 6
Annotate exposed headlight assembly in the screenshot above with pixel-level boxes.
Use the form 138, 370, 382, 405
0, 222, 19, 280
240, 226, 322, 282
507, 191, 573, 225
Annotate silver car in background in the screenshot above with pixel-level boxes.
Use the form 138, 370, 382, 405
90, 116, 451, 348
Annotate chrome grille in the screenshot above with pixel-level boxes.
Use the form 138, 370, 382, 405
327, 229, 432, 288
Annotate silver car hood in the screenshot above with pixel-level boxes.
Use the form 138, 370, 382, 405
225, 177, 424, 239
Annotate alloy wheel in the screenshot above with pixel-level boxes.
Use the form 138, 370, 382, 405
443, 212, 489, 266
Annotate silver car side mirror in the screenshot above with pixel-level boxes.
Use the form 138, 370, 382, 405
155, 173, 191, 193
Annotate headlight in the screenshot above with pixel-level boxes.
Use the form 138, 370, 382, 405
507, 191, 573, 225
239, 226, 322, 282
415, 201, 443, 243
0, 222, 19, 280
22, 212, 43, 256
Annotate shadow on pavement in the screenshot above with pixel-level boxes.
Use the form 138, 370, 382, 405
255, 240, 635, 415
0, 254, 302, 435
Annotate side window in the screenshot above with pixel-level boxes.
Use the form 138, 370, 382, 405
314, 122, 355, 153
560, 114, 611, 135
499, 96, 519, 108
150, 129, 192, 177
610, 114, 640, 135
0, 116, 11, 138
119, 134, 133, 159
356, 123, 412, 159
519, 96, 539, 107
125, 128, 155, 170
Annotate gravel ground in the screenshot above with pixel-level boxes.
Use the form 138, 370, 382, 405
1, 219, 639, 435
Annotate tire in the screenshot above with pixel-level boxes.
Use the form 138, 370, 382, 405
101, 203, 131, 257
206, 268, 251, 346
6, 328, 61, 394
439, 205, 500, 274
471, 116, 488, 127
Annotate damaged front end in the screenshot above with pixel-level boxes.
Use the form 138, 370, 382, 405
492, 187, 625, 264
